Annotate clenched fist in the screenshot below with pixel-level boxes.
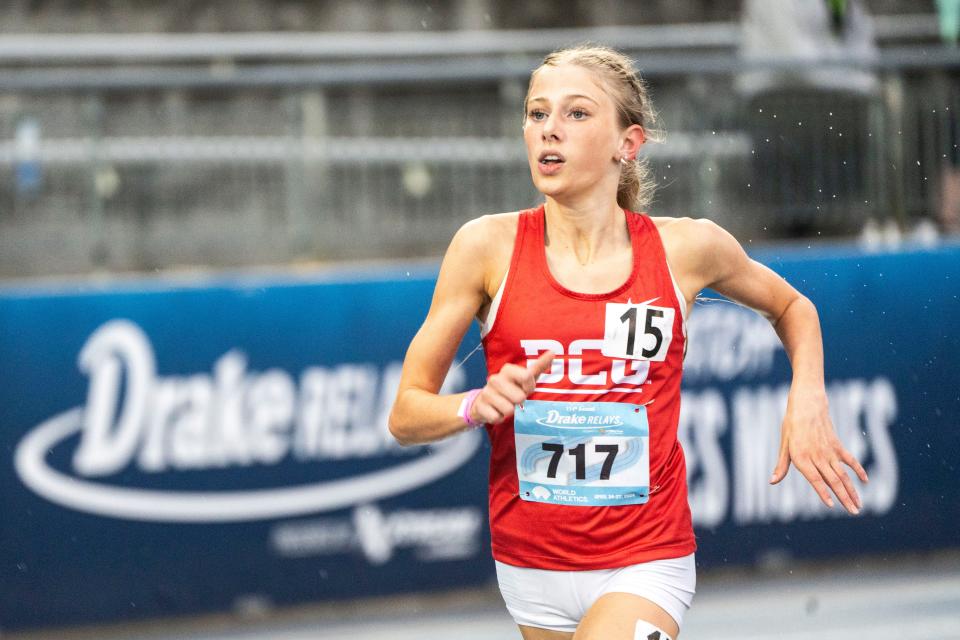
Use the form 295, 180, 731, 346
469, 350, 555, 424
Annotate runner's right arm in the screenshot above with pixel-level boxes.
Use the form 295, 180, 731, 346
388, 217, 553, 446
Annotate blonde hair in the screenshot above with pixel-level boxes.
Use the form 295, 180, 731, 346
524, 44, 663, 212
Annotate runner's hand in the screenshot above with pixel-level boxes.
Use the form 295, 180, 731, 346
471, 351, 555, 424
770, 386, 869, 515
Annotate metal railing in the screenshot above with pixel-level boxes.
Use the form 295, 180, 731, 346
0, 17, 956, 277
0, 14, 938, 63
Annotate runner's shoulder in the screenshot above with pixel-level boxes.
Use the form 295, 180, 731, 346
450, 211, 521, 263
649, 215, 729, 251
649, 214, 701, 233
463, 210, 521, 241
649, 215, 744, 287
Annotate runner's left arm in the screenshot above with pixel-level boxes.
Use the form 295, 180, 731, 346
679, 218, 869, 515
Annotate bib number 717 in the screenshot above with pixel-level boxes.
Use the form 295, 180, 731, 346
602, 300, 674, 362
542, 442, 619, 481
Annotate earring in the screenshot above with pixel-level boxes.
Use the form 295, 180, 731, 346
619, 157, 627, 166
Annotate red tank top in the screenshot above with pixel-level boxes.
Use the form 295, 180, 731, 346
481, 204, 696, 570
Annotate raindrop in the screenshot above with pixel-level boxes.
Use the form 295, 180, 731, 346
797, 121, 802, 126
420, 19, 428, 28
758, 108, 764, 113
916, 160, 921, 166
711, 130, 716, 135
765, 138, 770, 143
828, 112, 833, 116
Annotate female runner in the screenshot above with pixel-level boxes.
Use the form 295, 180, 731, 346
388, 45, 868, 640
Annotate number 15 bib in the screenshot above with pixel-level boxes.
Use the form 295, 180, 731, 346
514, 400, 649, 507
602, 299, 674, 361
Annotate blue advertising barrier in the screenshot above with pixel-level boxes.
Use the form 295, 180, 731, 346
0, 266, 492, 632
1, 242, 959, 631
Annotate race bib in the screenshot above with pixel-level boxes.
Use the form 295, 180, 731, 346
514, 400, 649, 507
602, 300, 674, 362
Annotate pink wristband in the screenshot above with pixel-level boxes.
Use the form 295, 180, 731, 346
457, 388, 485, 429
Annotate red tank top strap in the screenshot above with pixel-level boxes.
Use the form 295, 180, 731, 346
634, 212, 685, 315
482, 206, 538, 344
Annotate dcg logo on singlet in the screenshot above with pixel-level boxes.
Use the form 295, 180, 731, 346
521, 339, 650, 387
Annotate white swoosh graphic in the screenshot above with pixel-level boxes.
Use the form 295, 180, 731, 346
14, 408, 481, 523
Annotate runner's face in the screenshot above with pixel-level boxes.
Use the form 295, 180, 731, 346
523, 64, 623, 203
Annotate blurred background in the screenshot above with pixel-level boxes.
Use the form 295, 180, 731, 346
1, 1, 959, 639
0, 0, 958, 276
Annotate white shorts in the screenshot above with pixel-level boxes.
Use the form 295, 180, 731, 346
495, 553, 696, 633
